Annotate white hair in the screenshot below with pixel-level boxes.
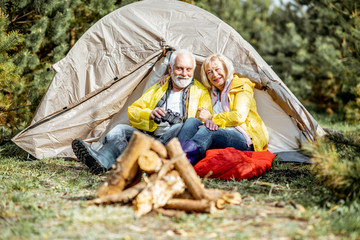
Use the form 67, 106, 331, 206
169, 49, 196, 70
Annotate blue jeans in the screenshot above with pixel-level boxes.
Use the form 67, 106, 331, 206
177, 118, 253, 155
103, 124, 137, 153
103, 123, 183, 153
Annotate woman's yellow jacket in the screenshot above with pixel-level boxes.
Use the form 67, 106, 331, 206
212, 74, 269, 151
128, 78, 212, 132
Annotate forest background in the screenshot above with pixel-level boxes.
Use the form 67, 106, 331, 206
0, 0, 359, 145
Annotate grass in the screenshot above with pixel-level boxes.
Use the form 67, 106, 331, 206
1, 120, 359, 239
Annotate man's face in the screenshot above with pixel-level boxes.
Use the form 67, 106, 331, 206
169, 53, 194, 89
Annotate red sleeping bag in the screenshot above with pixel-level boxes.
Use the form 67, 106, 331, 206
194, 147, 276, 180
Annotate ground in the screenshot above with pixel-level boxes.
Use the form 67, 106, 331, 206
0, 155, 357, 239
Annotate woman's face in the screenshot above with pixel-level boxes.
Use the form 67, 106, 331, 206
206, 59, 227, 91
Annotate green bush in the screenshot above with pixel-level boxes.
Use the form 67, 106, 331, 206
307, 129, 360, 199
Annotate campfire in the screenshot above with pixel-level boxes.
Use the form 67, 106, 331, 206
88, 131, 241, 217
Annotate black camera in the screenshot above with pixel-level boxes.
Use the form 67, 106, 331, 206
154, 109, 182, 125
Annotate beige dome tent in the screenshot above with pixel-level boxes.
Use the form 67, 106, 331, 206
12, 0, 325, 162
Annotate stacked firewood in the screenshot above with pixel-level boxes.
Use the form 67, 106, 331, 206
88, 131, 241, 217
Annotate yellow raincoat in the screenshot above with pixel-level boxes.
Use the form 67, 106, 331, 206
212, 74, 269, 151
128, 78, 212, 132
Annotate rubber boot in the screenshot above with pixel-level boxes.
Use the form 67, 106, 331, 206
180, 140, 201, 165
72, 139, 120, 174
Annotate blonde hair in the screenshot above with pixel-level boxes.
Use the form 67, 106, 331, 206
200, 53, 234, 89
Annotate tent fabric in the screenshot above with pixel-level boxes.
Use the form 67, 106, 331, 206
194, 148, 275, 180
275, 151, 312, 163
12, 0, 325, 160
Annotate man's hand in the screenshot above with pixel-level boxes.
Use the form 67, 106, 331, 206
196, 107, 212, 122
203, 119, 218, 131
158, 74, 169, 86
150, 107, 166, 120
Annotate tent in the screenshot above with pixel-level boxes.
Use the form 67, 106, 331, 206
12, 0, 325, 162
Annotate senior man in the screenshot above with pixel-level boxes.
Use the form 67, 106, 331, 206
72, 49, 212, 174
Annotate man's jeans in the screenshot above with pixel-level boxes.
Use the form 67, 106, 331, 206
177, 118, 253, 155
103, 123, 183, 154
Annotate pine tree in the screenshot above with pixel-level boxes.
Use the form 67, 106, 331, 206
0, 11, 25, 142
0, 0, 139, 141
193, 0, 359, 123
266, 0, 360, 123
194, 0, 274, 44
306, 129, 360, 199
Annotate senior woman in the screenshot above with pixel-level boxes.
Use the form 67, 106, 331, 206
178, 53, 269, 165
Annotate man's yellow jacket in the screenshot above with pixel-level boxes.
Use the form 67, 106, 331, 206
128, 78, 212, 132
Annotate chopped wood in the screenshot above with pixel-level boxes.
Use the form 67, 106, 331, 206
205, 189, 242, 209
88, 134, 243, 217
150, 139, 168, 158
156, 154, 180, 180
166, 138, 208, 200
215, 198, 227, 209
126, 167, 143, 188
138, 150, 162, 173
174, 190, 194, 200
164, 199, 213, 213
173, 188, 239, 202
97, 131, 153, 197
88, 181, 147, 206
133, 170, 186, 217
205, 188, 226, 201
222, 191, 242, 205
154, 208, 185, 218
88, 174, 158, 206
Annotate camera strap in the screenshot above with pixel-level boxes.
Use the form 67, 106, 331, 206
155, 78, 194, 121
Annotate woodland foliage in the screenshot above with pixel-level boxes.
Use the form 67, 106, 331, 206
195, 0, 360, 122
0, 12, 25, 140
0, 0, 138, 142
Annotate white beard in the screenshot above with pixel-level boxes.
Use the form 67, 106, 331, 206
171, 73, 192, 89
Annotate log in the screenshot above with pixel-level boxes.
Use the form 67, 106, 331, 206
205, 188, 225, 201
97, 131, 153, 197
166, 138, 208, 200
164, 199, 212, 213
133, 170, 186, 217
156, 155, 180, 180
150, 139, 168, 158
88, 181, 148, 206
205, 188, 242, 209
138, 150, 162, 174
221, 191, 242, 205
174, 190, 193, 200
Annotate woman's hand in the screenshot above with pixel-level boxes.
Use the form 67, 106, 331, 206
203, 119, 218, 131
158, 74, 169, 86
196, 107, 212, 122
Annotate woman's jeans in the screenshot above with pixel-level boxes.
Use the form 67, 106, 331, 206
177, 118, 253, 155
